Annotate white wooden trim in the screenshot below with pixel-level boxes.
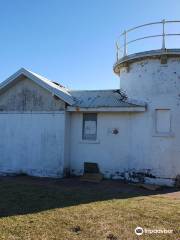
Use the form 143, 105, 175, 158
67, 106, 146, 112
0, 111, 65, 114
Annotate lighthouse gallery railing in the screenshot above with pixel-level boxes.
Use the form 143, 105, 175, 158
116, 20, 180, 60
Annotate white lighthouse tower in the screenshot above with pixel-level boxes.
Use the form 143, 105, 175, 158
113, 20, 180, 186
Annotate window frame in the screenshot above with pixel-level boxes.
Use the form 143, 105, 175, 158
82, 113, 97, 141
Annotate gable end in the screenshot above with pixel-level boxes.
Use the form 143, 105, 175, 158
0, 76, 66, 111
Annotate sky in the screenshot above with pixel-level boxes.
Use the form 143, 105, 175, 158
0, 0, 180, 90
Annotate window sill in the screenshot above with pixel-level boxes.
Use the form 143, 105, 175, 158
79, 139, 100, 144
152, 132, 175, 137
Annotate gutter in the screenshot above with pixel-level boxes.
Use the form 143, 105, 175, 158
67, 106, 146, 112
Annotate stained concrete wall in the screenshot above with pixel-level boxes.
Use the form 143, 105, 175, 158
0, 76, 65, 111
63, 112, 71, 175
69, 110, 178, 186
118, 57, 180, 185
0, 112, 66, 177
120, 58, 180, 99
70, 112, 132, 177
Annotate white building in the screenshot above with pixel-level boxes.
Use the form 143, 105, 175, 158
0, 21, 180, 186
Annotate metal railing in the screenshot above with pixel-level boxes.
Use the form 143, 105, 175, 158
116, 20, 180, 60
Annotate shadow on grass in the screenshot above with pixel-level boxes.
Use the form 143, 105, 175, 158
0, 176, 178, 218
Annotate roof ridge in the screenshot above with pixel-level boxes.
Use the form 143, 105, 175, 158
23, 68, 68, 90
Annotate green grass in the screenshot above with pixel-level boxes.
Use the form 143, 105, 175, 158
0, 176, 179, 240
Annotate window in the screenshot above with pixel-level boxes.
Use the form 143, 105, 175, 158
155, 109, 171, 134
82, 113, 97, 140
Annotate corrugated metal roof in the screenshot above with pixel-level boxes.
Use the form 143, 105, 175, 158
69, 89, 146, 108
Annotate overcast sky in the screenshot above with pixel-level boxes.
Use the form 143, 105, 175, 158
0, 0, 180, 90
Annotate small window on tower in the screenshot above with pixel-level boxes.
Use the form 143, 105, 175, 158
82, 113, 97, 140
155, 109, 171, 134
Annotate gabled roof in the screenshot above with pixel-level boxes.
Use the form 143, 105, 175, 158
68, 89, 146, 112
0, 68, 74, 105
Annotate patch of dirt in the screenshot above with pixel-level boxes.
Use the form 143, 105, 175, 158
70, 226, 81, 233
107, 233, 118, 240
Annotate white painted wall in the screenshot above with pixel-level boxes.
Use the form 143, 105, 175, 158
70, 112, 132, 177
120, 58, 180, 99
119, 57, 180, 185
63, 111, 71, 174
0, 112, 65, 177
69, 110, 178, 186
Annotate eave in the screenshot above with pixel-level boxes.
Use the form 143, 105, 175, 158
67, 106, 146, 112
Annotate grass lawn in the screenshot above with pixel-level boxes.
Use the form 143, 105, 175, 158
0, 176, 179, 240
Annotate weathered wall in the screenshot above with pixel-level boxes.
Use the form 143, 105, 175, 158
120, 58, 180, 99
70, 112, 131, 177
119, 57, 180, 185
0, 112, 65, 177
63, 112, 71, 175
0, 76, 65, 111
0, 76, 68, 177
69, 110, 178, 186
